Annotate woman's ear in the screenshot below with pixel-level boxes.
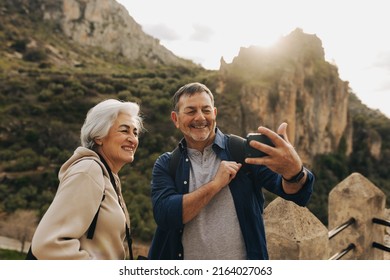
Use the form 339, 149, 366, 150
95, 138, 103, 146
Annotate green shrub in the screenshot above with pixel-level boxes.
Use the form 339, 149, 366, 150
10, 39, 29, 53
37, 89, 53, 102
23, 47, 47, 62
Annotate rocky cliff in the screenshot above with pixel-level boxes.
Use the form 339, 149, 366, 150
216, 29, 352, 165
25, 0, 193, 67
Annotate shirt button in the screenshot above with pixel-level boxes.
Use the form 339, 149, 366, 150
185, 158, 189, 162
184, 181, 187, 184
178, 253, 182, 257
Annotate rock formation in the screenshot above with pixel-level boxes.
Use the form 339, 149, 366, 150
40, 0, 191, 66
216, 29, 352, 164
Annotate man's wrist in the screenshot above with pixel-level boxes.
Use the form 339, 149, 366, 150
282, 165, 305, 183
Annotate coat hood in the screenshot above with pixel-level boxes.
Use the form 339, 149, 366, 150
58, 147, 109, 182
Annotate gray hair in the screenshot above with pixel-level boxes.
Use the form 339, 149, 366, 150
80, 99, 143, 150
172, 82, 214, 112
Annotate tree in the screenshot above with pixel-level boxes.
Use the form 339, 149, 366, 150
0, 210, 38, 253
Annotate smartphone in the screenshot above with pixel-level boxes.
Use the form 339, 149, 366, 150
245, 133, 276, 157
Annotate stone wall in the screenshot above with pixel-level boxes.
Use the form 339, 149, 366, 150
264, 173, 390, 260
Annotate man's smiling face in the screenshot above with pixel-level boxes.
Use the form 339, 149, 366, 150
171, 91, 217, 151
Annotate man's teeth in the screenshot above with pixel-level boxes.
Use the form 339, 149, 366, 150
123, 147, 133, 151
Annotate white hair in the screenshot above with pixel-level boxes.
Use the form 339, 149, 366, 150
80, 99, 143, 150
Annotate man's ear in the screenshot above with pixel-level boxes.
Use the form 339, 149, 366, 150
171, 111, 179, 128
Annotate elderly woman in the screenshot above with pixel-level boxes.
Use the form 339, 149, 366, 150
28, 99, 143, 260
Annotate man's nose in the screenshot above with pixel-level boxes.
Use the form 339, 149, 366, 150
194, 110, 206, 120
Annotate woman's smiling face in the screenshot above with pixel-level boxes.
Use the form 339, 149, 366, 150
97, 113, 139, 173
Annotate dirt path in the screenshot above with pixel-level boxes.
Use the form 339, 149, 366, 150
0, 236, 29, 253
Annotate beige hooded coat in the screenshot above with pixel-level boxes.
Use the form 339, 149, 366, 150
31, 147, 128, 259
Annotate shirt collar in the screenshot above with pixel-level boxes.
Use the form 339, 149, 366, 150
177, 127, 226, 153
213, 127, 226, 150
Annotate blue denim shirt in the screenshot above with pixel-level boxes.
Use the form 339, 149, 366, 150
148, 128, 314, 259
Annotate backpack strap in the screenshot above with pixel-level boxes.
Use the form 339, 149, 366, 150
97, 154, 134, 260
86, 193, 105, 239
226, 134, 246, 164
227, 134, 254, 175
86, 158, 108, 240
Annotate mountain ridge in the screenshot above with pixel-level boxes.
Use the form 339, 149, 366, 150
0, 0, 198, 71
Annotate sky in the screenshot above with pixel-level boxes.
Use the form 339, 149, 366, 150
117, 0, 390, 117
